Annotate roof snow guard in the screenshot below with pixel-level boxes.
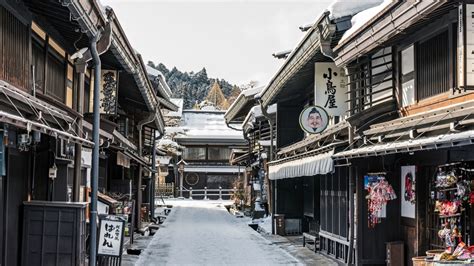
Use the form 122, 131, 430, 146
333, 130, 474, 160
269, 150, 334, 180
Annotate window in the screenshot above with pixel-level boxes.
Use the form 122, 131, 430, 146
208, 147, 230, 161
347, 47, 394, 115
401, 45, 415, 107
32, 35, 45, 92
416, 30, 450, 100
45, 50, 66, 102
183, 147, 206, 160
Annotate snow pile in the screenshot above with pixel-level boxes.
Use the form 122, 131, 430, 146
252, 215, 273, 235
338, 0, 394, 43
328, 0, 384, 19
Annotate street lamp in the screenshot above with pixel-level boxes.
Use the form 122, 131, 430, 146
177, 159, 187, 199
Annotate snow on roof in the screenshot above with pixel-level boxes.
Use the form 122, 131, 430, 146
177, 110, 243, 140
338, 0, 393, 44
165, 98, 184, 117
146, 65, 161, 76
328, 0, 384, 19
242, 86, 265, 97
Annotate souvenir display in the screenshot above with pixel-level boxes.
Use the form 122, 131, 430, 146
365, 175, 397, 228
429, 163, 474, 263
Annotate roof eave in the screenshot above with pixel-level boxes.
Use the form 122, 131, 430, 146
333, 1, 447, 66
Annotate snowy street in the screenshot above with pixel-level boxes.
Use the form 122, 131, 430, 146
134, 200, 302, 265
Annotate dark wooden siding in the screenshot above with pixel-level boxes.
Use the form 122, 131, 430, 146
0, 6, 30, 91
32, 35, 45, 92
320, 168, 348, 238
416, 30, 450, 100
45, 50, 66, 102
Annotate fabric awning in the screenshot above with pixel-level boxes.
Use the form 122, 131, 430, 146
333, 130, 474, 160
184, 166, 243, 173
269, 149, 334, 180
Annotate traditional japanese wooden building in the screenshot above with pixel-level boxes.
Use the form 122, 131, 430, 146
0, 0, 175, 263
173, 108, 246, 198
330, 0, 474, 264
240, 0, 474, 265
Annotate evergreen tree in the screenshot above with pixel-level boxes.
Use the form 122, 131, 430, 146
147, 61, 239, 109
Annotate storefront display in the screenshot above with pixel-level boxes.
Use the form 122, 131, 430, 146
364, 174, 397, 228
428, 163, 474, 262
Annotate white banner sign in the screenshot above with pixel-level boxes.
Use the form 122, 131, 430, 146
466, 4, 474, 86
98, 218, 124, 257
401, 166, 416, 219
315, 62, 347, 116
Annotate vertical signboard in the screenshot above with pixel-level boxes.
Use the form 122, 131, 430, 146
99, 70, 119, 115
315, 62, 347, 116
466, 4, 474, 87
98, 217, 125, 257
458, 4, 465, 89
401, 166, 416, 219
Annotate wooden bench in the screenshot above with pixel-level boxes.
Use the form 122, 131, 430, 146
302, 232, 318, 251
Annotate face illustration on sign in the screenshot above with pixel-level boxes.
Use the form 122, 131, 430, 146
299, 106, 329, 134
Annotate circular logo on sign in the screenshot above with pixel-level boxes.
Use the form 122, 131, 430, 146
185, 173, 200, 186
299, 105, 329, 134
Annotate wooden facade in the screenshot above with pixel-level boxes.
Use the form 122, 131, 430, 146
0, 0, 175, 263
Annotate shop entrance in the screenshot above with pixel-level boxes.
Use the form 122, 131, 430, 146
4, 148, 29, 266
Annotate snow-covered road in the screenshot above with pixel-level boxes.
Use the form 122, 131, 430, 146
135, 199, 301, 265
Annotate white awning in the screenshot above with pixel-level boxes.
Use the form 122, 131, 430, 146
269, 150, 334, 180
184, 166, 243, 173
333, 130, 474, 160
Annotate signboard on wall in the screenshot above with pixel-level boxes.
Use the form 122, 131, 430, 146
99, 70, 119, 115
401, 166, 416, 219
299, 105, 329, 134
458, 4, 465, 88
97, 217, 125, 257
459, 4, 474, 88
315, 62, 347, 116
466, 4, 474, 86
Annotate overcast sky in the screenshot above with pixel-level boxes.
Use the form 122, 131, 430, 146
100, 0, 331, 87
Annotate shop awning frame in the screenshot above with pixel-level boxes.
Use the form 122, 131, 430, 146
269, 149, 334, 180
0, 111, 92, 146
333, 130, 474, 160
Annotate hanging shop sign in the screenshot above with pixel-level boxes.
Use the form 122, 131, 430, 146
299, 105, 329, 134
401, 166, 416, 219
99, 70, 119, 115
364, 174, 397, 228
117, 151, 130, 168
314, 62, 347, 116
97, 216, 125, 257
0, 130, 4, 176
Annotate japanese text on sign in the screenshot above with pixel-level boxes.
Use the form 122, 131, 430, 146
97, 218, 124, 257
315, 62, 347, 116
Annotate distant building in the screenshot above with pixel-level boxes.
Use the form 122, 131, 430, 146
174, 109, 246, 198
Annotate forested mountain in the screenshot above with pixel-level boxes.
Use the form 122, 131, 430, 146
147, 61, 239, 109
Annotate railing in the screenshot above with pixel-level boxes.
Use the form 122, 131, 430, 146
156, 183, 174, 197
179, 186, 236, 200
